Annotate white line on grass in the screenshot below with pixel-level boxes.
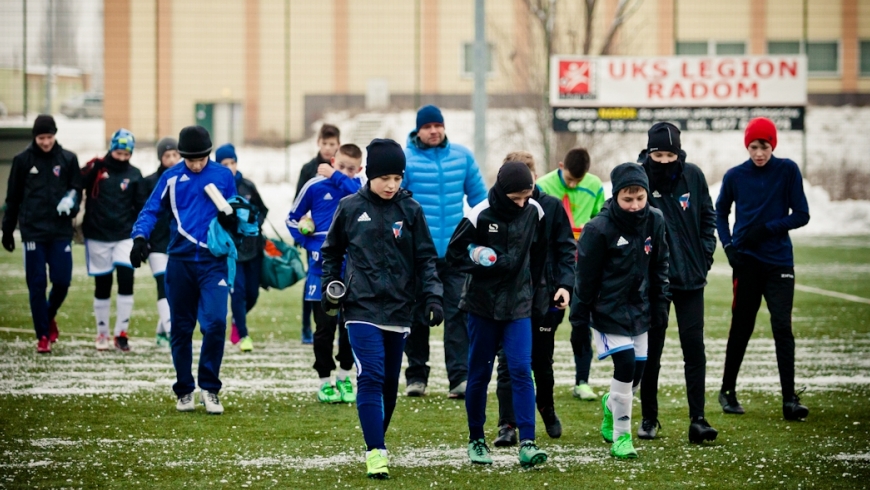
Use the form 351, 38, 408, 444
794, 284, 870, 305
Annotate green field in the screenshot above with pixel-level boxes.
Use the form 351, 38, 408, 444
1, 238, 869, 489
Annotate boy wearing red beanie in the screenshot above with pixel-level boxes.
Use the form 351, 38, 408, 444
715, 117, 810, 421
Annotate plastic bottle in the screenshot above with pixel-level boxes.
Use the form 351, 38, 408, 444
468, 244, 497, 267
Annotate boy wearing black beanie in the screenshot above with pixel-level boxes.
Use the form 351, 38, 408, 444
637, 122, 719, 444
320, 138, 443, 479
569, 162, 670, 459
446, 161, 550, 468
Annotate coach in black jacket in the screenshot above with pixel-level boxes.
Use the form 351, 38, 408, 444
637, 122, 719, 444
1, 115, 82, 351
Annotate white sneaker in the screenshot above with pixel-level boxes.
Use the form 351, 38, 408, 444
95, 334, 110, 351
200, 389, 224, 415
176, 392, 195, 412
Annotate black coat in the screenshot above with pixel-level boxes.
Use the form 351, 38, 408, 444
642, 157, 716, 291
295, 154, 330, 198
2, 142, 82, 242
321, 186, 442, 327
446, 189, 547, 321
81, 156, 145, 242
532, 187, 576, 317
234, 172, 268, 263
569, 201, 670, 337
139, 165, 172, 253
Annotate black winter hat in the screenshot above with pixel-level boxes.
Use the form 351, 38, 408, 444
366, 138, 406, 180
497, 161, 535, 194
177, 126, 213, 159
610, 162, 649, 196
156, 137, 178, 161
647, 122, 681, 155
32, 114, 57, 137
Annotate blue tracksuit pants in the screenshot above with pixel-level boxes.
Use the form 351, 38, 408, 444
165, 258, 229, 396
24, 240, 72, 339
466, 313, 535, 442
347, 322, 406, 451
230, 255, 262, 338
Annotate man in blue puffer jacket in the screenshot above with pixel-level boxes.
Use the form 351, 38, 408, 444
402, 105, 488, 398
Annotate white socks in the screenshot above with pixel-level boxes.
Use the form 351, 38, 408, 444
156, 298, 171, 334
114, 295, 134, 336
94, 298, 111, 336
319, 377, 331, 386
336, 369, 351, 382
608, 378, 634, 441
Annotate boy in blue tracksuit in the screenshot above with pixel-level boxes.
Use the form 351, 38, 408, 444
321, 139, 443, 479
287, 144, 363, 404
130, 126, 237, 415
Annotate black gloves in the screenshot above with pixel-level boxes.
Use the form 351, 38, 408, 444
130, 237, 149, 268
426, 302, 444, 327
723, 244, 742, 269
741, 224, 770, 249
217, 211, 239, 234
1, 232, 13, 252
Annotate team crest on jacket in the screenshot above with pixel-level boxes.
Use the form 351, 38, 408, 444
679, 192, 690, 210
52, 165, 60, 177
120, 178, 130, 191
644, 236, 652, 254
392, 221, 403, 239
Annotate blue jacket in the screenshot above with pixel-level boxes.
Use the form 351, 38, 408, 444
715, 155, 810, 267
403, 132, 487, 257
286, 171, 362, 273
132, 160, 237, 262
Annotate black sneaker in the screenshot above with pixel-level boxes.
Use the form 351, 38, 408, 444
114, 332, 130, 352
637, 418, 661, 439
783, 392, 809, 421
494, 424, 518, 447
718, 389, 745, 414
539, 407, 562, 439
688, 416, 718, 443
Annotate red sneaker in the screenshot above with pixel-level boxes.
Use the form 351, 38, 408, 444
37, 336, 51, 353
230, 322, 241, 345
114, 332, 131, 352
48, 319, 59, 343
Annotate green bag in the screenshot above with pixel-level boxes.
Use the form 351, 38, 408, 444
260, 224, 306, 290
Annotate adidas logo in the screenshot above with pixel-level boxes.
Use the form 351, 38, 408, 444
218, 279, 228, 287
180, 174, 190, 182
652, 190, 662, 197
617, 236, 629, 246
324, 193, 333, 200
488, 223, 498, 233
29, 166, 39, 174
357, 212, 371, 222
64, 245, 71, 252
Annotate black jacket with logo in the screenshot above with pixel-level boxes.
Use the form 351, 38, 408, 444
569, 201, 670, 337
139, 165, 172, 253
446, 188, 547, 321
321, 186, 443, 327
81, 155, 145, 242
641, 153, 716, 291
531, 187, 576, 318
2, 142, 82, 242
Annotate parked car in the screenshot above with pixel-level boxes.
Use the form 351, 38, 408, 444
60, 93, 103, 118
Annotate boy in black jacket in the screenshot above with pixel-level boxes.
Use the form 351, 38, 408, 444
1, 115, 82, 353
570, 162, 669, 459
637, 122, 719, 444
320, 139, 443, 479
446, 161, 549, 468
493, 152, 575, 446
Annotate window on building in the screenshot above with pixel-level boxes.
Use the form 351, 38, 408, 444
806, 41, 839, 74
716, 42, 746, 55
462, 42, 494, 77
675, 42, 708, 55
861, 40, 870, 76
768, 41, 801, 55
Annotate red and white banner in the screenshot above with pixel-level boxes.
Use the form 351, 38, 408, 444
550, 56, 807, 107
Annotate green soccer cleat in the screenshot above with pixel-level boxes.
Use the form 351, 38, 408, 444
155, 332, 170, 348
336, 376, 356, 403
518, 440, 548, 468
573, 383, 598, 401
365, 449, 389, 479
610, 433, 638, 459
601, 392, 614, 443
239, 336, 253, 352
317, 382, 342, 403
467, 439, 493, 465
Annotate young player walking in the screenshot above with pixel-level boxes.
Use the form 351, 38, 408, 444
81, 129, 145, 351
287, 144, 363, 403
570, 163, 669, 459
320, 139, 442, 479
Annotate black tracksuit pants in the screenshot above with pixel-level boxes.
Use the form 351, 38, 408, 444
641, 288, 707, 421
721, 255, 796, 401
496, 308, 564, 426
311, 301, 354, 379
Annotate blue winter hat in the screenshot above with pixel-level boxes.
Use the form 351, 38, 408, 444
110, 128, 135, 153
215, 143, 238, 163
416, 105, 444, 131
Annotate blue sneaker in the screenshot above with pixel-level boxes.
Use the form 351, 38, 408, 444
301, 325, 313, 344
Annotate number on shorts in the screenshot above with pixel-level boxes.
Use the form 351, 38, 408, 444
309, 285, 317, 297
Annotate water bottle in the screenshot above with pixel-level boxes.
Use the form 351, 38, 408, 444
324, 281, 346, 317
468, 244, 497, 267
